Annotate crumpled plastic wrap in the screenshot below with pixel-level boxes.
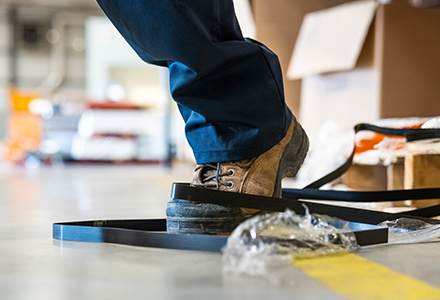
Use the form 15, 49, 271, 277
422, 116, 440, 129
222, 208, 359, 276
378, 218, 440, 244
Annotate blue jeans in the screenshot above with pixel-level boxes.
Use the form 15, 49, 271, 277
96, 0, 293, 164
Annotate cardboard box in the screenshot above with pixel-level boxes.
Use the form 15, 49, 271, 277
288, 1, 440, 147
252, 0, 352, 115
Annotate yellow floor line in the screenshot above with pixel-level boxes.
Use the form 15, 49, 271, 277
293, 252, 440, 300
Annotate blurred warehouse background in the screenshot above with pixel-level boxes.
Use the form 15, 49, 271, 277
0, 0, 193, 168
0, 0, 439, 190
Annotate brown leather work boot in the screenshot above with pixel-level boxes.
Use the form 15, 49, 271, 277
166, 117, 309, 234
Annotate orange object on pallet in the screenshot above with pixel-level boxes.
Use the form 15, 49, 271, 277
354, 123, 425, 155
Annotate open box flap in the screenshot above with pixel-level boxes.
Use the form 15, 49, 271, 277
287, 0, 378, 79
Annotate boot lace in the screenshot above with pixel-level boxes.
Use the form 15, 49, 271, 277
193, 163, 235, 189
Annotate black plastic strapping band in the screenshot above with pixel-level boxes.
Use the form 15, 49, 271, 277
52, 218, 388, 252
53, 219, 229, 253
171, 183, 440, 225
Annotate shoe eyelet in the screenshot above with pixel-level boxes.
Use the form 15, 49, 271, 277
226, 181, 234, 189
227, 169, 235, 176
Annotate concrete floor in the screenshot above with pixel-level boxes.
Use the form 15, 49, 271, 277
1, 163, 440, 300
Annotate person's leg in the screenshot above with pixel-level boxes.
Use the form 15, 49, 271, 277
96, 0, 309, 234
96, 0, 292, 164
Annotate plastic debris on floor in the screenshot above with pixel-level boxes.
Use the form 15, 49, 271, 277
222, 207, 359, 277
222, 207, 440, 278
379, 218, 440, 244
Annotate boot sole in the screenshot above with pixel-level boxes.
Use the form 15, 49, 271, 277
166, 200, 245, 234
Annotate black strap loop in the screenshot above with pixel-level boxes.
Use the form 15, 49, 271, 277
304, 123, 440, 189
